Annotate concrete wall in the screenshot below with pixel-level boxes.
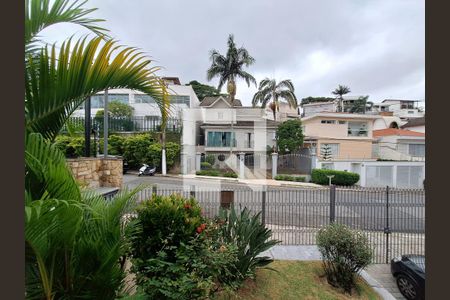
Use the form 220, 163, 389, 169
67, 157, 123, 188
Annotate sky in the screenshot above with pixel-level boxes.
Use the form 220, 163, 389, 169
40, 0, 425, 106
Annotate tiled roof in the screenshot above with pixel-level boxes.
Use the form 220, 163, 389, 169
373, 128, 425, 138
201, 120, 279, 128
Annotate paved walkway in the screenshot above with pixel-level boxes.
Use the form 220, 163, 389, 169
262, 245, 399, 300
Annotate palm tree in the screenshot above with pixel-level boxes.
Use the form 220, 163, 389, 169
25, 0, 169, 298
252, 78, 298, 121
331, 85, 351, 112
206, 34, 257, 104
206, 34, 256, 157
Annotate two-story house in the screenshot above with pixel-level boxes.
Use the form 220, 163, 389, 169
372, 99, 424, 120
301, 112, 380, 160
372, 128, 425, 161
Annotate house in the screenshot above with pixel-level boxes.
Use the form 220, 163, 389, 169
372, 128, 425, 161
372, 99, 425, 120
301, 101, 337, 117
301, 112, 380, 161
72, 77, 200, 130
401, 116, 425, 133
181, 95, 277, 175
264, 102, 301, 121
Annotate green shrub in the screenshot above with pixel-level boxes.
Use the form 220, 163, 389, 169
123, 134, 155, 167
317, 223, 372, 293
205, 154, 216, 165
54, 136, 95, 158
274, 174, 305, 182
108, 135, 126, 156
218, 207, 281, 282
311, 169, 359, 186
130, 195, 239, 299
200, 162, 212, 170
196, 170, 220, 177
147, 142, 180, 170
222, 171, 238, 178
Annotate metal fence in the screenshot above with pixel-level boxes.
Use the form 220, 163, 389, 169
135, 185, 425, 264
63, 116, 182, 133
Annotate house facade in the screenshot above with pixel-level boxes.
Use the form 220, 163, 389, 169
301, 112, 380, 160
372, 128, 425, 161
371, 99, 424, 120
401, 117, 425, 133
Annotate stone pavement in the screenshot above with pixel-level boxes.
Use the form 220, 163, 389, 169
261, 245, 399, 300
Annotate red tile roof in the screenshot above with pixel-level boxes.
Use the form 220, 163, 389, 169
373, 128, 425, 138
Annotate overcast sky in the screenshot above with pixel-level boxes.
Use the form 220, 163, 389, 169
40, 0, 424, 106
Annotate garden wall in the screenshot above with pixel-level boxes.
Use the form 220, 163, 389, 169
67, 157, 123, 188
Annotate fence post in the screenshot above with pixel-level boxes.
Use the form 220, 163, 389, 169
261, 189, 266, 225
195, 152, 201, 172
271, 152, 278, 179
238, 152, 245, 179
190, 185, 196, 198
384, 186, 391, 264
152, 185, 157, 196
329, 185, 336, 223
220, 190, 234, 209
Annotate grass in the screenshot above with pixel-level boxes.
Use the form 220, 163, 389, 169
216, 261, 381, 300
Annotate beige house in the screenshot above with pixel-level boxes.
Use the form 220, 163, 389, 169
301, 112, 380, 160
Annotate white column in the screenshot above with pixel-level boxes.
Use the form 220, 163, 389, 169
271, 152, 278, 179
162, 148, 167, 175
239, 152, 245, 179
195, 152, 201, 171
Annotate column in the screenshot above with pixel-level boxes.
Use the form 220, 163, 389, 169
239, 152, 245, 179
195, 152, 201, 171
271, 152, 278, 179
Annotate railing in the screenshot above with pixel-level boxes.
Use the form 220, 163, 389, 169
135, 185, 425, 264
62, 116, 182, 133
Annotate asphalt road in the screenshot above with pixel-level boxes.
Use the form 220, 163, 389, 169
123, 174, 425, 234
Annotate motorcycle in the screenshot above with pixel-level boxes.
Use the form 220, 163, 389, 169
138, 164, 156, 176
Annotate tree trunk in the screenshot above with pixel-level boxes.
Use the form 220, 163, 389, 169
227, 79, 236, 162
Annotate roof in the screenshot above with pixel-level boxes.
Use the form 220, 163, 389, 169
201, 120, 279, 128
302, 101, 335, 107
200, 96, 242, 107
382, 99, 420, 103
161, 77, 181, 85
401, 116, 425, 128
373, 128, 425, 138
301, 112, 380, 122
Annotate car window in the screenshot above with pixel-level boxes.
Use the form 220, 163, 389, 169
409, 256, 425, 272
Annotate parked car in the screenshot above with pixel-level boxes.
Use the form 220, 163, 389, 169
391, 254, 425, 300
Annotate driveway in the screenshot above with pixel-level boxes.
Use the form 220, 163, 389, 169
365, 264, 406, 299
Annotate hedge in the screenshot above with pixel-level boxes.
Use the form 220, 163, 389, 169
196, 170, 220, 177
274, 174, 306, 182
311, 169, 360, 186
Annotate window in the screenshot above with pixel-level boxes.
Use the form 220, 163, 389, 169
135, 94, 155, 103
247, 133, 252, 148
348, 121, 368, 137
320, 143, 340, 158
321, 120, 336, 124
408, 144, 425, 157
170, 95, 190, 106
365, 166, 393, 187
408, 111, 414, 114
207, 131, 236, 147
338, 120, 346, 124
108, 94, 129, 104
397, 166, 424, 188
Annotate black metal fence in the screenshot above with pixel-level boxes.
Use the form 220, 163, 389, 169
63, 116, 182, 133
135, 185, 425, 264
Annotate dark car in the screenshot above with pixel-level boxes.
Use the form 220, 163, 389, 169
391, 254, 425, 300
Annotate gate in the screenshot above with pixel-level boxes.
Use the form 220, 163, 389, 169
278, 149, 313, 174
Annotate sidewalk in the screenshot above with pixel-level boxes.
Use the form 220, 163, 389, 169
262, 245, 398, 300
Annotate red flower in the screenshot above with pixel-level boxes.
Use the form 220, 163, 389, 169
196, 226, 203, 234
184, 203, 191, 210
200, 223, 206, 230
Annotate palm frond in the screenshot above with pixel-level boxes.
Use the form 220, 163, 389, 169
278, 89, 298, 108
25, 36, 168, 141
277, 79, 295, 92
25, 0, 109, 51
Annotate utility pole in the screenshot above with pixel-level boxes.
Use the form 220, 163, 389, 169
84, 97, 91, 157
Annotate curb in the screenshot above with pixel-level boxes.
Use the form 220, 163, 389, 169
360, 270, 397, 300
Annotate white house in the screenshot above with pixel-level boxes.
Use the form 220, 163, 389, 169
372, 99, 425, 120
401, 117, 425, 133
372, 128, 425, 161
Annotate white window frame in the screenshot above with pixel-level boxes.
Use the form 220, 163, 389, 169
408, 143, 425, 157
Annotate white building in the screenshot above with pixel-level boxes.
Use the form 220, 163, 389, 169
372, 128, 425, 161
372, 99, 425, 120
401, 117, 425, 133
72, 77, 200, 120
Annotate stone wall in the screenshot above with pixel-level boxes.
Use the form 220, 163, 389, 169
67, 157, 123, 188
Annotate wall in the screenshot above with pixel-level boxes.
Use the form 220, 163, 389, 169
316, 139, 374, 159
315, 159, 425, 188
67, 157, 123, 188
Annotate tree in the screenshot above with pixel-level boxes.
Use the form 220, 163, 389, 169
252, 78, 298, 120
331, 85, 351, 112
346, 96, 370, 114
186, 80, 224, 101
276, 120, 304, 154
206, 34, 256, 104
301, 96, 335, 105
320, 144, 333, 161
95, 100, 134, 118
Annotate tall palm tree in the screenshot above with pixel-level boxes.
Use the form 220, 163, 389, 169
331, 84, 351, 112
252, 78, 298, 121
206, 34, 257, 104
206, 34, 256, 157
